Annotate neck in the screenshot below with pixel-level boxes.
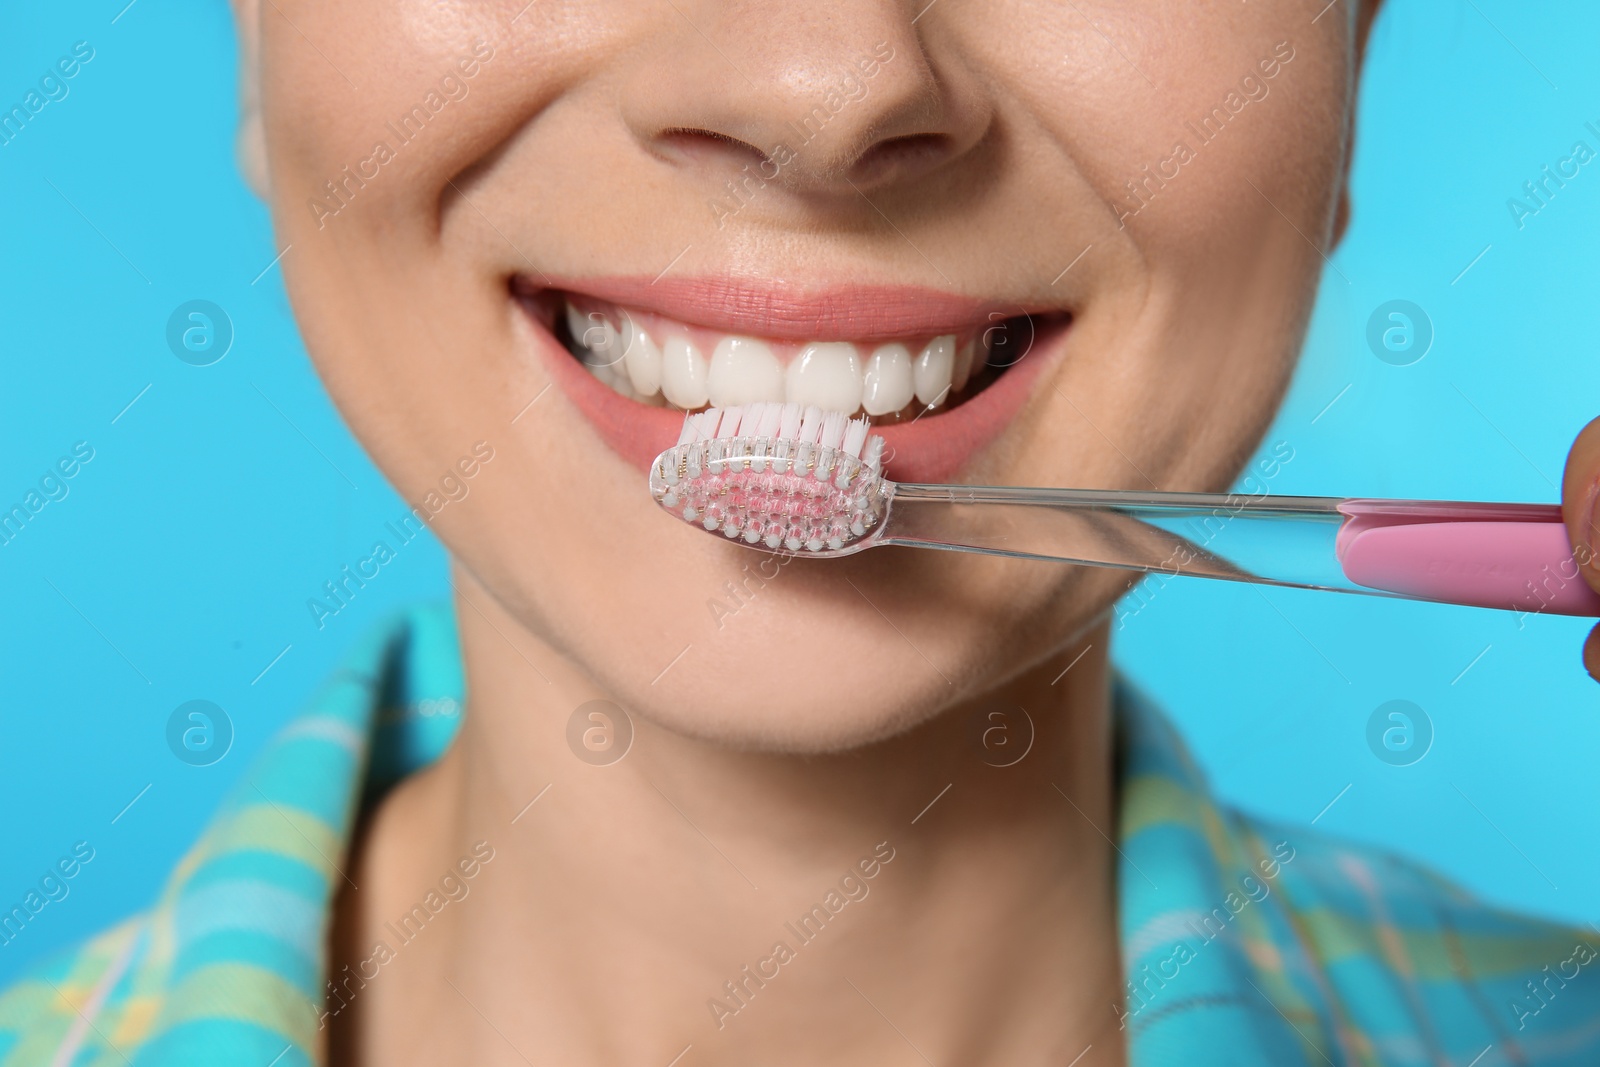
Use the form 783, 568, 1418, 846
331, 566, 1127, 1066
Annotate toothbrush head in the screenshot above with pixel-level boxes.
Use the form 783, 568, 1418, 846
649, 402, 892, 557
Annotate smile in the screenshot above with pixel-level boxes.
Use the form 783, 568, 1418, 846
513, 277, 1071, 483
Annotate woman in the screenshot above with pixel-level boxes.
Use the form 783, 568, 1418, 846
5, 1, 1598, 1064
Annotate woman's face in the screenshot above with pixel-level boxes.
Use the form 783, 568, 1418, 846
234, 0, 1364, 751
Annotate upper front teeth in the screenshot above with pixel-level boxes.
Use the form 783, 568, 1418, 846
861, 343, 914, 416
709, 336, 783, 407
787, 342, 863, 413
566, 299, 978, 418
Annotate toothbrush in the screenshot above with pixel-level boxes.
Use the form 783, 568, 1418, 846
648, 403, 1600, 617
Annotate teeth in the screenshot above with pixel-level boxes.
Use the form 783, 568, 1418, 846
565, 298, 995, 419
951, 335, 976, 394
786, 342, 862, 415
568, 304, 623, 368
565, 303, 592, 348
913, 335, 955, 408
861, 343, 914, 416
708, 336, 785, 407
661, 334, 710, 409
621, 314, 662, 396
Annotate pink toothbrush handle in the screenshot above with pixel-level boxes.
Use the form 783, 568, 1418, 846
1336, 509, 1600, 616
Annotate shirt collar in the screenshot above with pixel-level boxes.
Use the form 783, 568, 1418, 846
1114, 678, 1315, 1062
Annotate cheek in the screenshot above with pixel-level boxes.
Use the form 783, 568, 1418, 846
967, 3, 1350, 256
1009, 36, 1345, 492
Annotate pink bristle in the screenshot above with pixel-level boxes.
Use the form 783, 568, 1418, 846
649, 397, 890, 556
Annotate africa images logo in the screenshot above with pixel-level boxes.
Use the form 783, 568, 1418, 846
566, 700, 634, 766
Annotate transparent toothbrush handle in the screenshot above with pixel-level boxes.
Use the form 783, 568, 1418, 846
881, 484, 1363, 593
880, 484, 1600, 615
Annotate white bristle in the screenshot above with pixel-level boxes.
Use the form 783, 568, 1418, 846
842, 416, 870, 458
694, 410, 720, 442
798, 406, 824, 445
715, 407, 742, 438
862, 435, 885, 470
755, 402, 782, 438
777, 402, 803, 440
676, 414, 699, 446
820, 411, 846, 450
737, 404, 761, 471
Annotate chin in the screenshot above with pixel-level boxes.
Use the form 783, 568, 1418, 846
564, 562, 1107, 755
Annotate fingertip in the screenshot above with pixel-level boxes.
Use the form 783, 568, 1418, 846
1563, 417, 1600, 593
1585, 625, 1600, 684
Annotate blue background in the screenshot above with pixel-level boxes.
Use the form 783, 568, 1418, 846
1, 1, 1596, 982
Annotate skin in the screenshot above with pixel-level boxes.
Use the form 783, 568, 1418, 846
224, 0, 1600, 1063
1565, 417, 1600, 681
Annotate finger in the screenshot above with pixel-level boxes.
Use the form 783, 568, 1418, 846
1561, 415, 1600, 594
1585, 624, 1600, 683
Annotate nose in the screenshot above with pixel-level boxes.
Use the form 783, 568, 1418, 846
617, 1, 991, 197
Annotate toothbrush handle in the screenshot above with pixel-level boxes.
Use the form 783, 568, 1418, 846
879, 485, 1600, 617
1334, 508, 1600, 615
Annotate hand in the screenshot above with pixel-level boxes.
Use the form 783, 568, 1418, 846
1563, 416, 1600, 681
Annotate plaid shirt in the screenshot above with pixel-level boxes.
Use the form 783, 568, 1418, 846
1, 605, 1595, 1065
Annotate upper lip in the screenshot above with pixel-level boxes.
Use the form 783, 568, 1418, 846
512, 274, 1064, 342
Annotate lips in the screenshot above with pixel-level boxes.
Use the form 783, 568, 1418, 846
513, 277, 1069, 483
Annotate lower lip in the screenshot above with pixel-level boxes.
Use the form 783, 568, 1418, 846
520, 300, 1068, 484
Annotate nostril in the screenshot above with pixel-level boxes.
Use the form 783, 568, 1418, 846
848, 133, 953, 187
656, 127, 771, 169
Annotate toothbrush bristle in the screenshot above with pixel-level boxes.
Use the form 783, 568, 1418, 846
820, 411, 846, 450
862, 434, 885, 471
685, 410, 715, 443
755, 402, 782, 438
842, 418, 869, 458
797, 406, 823, 445
648, 402, 891, 555
777, 404, 801, 440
